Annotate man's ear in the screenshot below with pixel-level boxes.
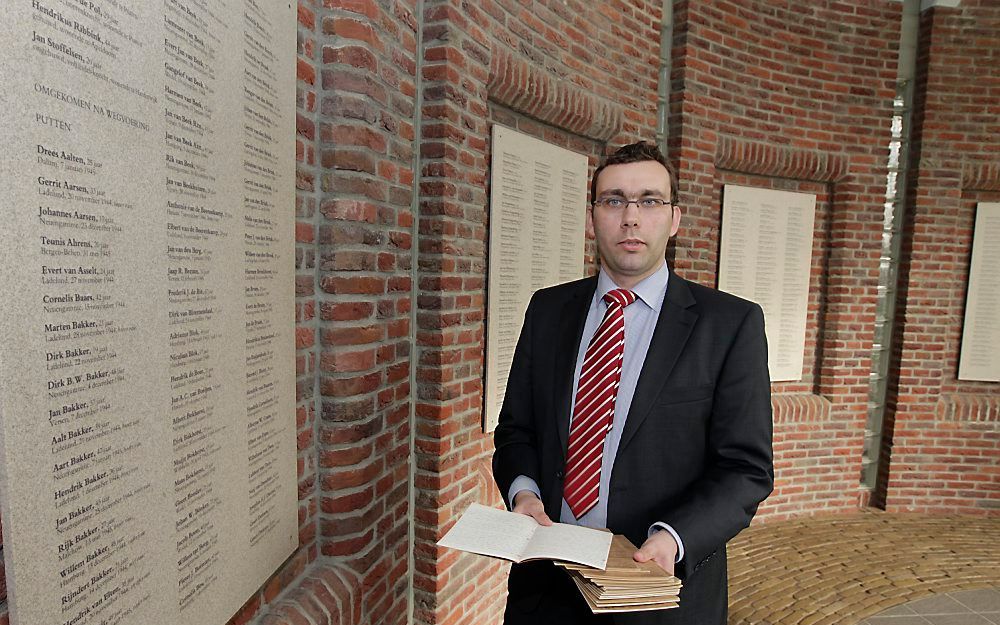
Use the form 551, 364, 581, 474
670, 205, 681, 237
586, 206, 595, 239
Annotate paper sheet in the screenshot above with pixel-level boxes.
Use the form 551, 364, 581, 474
437, 503, 612, 569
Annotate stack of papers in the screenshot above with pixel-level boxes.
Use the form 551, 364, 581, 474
556, 534, 682, 614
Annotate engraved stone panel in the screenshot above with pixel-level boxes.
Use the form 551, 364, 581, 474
959, 202, 1000, 382
485, 126, 588, 431
0, 3, 298, 625
718, 185, 817, 382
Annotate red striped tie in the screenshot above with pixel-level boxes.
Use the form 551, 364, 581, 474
563, 288, 637, 519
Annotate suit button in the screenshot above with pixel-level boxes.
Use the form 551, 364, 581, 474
556, 470, 564, 479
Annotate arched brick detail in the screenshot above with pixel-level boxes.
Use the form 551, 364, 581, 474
962, 161, 1000, 191
715, 135, 851, 183
772, 393, 833, 424
475, 457, 504, 510
936, 394, 1000, 422
881, 394, 1000, 516
487, 46, 624, 142
258, 564, 361, 625
761, 393, 841, 522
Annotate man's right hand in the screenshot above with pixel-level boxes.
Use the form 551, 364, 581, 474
512, 490, 553, 526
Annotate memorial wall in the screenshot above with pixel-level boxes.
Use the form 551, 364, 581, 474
484, 126, 587, 431
718, 185, 817, 382
958, 202, 1000, 382
0, 3, 298, 625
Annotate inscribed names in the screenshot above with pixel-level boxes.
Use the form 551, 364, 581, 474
485, 126, 587, 431
958, 202, 1000, 381
718, 186, 816, 382
0, 3, 298, 625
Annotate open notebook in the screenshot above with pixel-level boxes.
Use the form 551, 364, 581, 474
437, 504, 682, 613
436, 503, 612, 569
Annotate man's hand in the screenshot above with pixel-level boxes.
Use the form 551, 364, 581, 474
512, 490, 553, 526
633, 530, 677, 575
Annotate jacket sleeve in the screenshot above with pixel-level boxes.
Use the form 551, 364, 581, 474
660, 303, 774, 578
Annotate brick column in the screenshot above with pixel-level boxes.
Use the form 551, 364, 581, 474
882, 1, 1000, 515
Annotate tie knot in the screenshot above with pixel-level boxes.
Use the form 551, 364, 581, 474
603, 289, 637, 308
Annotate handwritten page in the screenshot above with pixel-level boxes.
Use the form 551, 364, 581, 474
437, 503, 612, 569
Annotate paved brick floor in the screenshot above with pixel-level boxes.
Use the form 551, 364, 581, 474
727, 512, 1000, 625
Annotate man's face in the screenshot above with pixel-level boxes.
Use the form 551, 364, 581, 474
587, 160, 681, 289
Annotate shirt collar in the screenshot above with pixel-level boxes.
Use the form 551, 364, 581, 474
596, 261, 670, 313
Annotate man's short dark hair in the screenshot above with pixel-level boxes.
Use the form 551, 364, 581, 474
591, 141, 679, 205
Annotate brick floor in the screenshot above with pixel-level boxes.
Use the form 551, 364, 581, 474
728, 511, 1000, 625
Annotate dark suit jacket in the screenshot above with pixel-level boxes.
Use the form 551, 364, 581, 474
493, 270, 774, 625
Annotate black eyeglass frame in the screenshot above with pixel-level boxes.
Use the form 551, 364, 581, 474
591, 197, 676, 209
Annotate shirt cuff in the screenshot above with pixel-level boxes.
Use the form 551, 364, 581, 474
648, 522, 685, 563
508, 476, 542, 510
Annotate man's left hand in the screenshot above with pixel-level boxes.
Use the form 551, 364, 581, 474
633, 530, 678, 575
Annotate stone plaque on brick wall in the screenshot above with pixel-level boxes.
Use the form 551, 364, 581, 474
718, 185, 816, 382
0, 3, 297, 625
959, 202, 1000, 382
485, 126, 588, 432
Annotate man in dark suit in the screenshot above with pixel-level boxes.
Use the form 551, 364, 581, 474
493, 141, 773, 624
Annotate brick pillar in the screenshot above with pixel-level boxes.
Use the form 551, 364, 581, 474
311, 0, 420, 620
412, 4, 500, 624
882, 0, 1000, 515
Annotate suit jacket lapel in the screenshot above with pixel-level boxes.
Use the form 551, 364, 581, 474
617, 272, 699, 455
553, 277, 597, 460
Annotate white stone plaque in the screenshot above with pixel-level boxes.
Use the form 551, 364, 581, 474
718, 185, 816, 382
958, 202, 1000, 382
485, 126, 588, 431
0, 3, 298, 625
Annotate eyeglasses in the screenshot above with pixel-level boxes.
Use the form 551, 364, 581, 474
592, 197, 673, 209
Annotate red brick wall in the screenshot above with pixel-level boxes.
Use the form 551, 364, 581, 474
882, 0, 1000, 516
668, 0, 900, 519
309, 0, 420, 620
